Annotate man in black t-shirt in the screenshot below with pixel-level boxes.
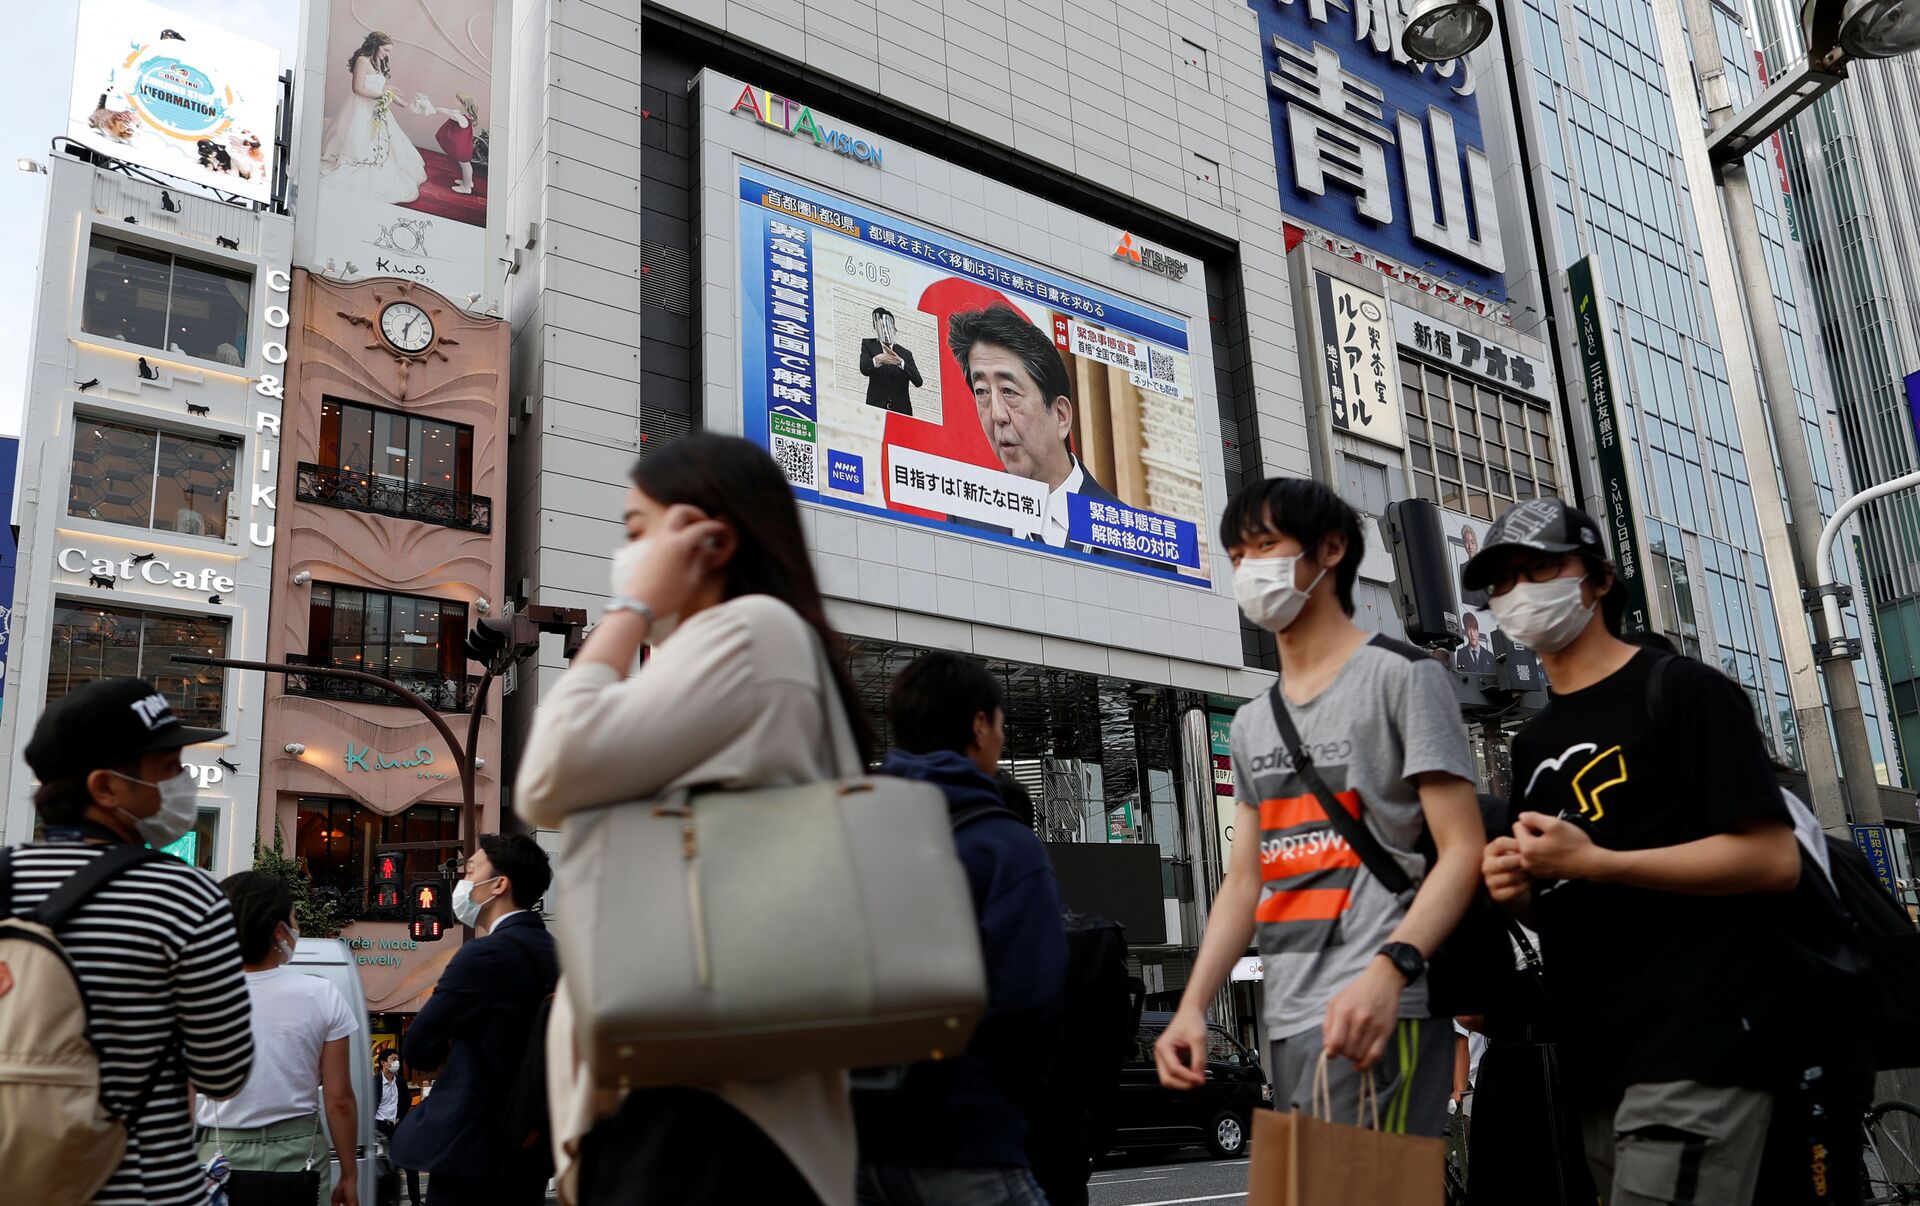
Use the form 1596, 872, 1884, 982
1465, 498, 1802, 1206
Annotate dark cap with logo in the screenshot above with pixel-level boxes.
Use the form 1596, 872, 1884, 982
25, 677, 226, 781
1461, 497, 1605, 591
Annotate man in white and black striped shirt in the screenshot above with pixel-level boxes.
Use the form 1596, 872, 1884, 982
5, 678, 253, 1205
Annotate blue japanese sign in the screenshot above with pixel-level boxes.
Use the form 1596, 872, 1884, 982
1249, 0, 1506, 294
1853, 823, 1898, 898
1067, 495, 1201, 568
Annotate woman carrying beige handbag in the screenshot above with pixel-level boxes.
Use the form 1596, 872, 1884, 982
517, 435, 883, 1206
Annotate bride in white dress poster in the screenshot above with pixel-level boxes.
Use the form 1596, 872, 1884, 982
319, 31, 426, 204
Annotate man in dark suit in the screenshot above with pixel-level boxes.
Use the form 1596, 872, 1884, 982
861, 306, 924, 415
375, 1046, 422, 1206
393, 833, 558, 1206
1456, 610, 1497, 674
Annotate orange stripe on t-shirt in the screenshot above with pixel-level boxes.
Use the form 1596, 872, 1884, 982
1256, 887, 1350, 924
1259, 789, 1362, 833
1260, 840, 1363, 880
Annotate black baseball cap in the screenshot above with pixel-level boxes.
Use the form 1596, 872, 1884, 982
1460, 497, 1605, 592
25, 678, 226, 782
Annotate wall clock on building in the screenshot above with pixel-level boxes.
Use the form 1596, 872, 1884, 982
380, 301, 434, 354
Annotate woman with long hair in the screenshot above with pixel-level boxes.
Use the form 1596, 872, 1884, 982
518, 433, 872, 1206
318, 30, 426, 203
195, 872, 360, 1205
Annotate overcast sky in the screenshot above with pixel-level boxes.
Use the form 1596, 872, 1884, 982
0, 0, 300, 437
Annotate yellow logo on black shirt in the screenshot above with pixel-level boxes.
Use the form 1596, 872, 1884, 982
1570, 745, 1627, 821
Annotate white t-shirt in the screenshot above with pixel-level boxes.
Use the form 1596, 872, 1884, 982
196, 966, 359, 1130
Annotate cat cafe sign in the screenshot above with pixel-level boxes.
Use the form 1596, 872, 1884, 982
56, 540, 236, 597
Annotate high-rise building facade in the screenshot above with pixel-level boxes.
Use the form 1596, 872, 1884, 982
1481, 0, 1900, 801
500, 0, 1312, 1039
1746, 8, 1920, 788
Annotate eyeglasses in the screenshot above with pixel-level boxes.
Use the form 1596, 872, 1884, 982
1485, 558, 1580, 597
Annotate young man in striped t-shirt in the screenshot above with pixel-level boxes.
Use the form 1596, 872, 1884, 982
5, 677, 253, 1204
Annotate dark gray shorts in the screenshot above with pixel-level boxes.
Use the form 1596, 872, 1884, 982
1268, 1017, 1456, 1139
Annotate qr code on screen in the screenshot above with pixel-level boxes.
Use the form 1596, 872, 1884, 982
772, 434, 817, 488
1148, 347, 1175, 385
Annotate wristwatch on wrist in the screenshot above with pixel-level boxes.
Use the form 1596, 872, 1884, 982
1377, 942, 1426, 985
604, 596, 656, 625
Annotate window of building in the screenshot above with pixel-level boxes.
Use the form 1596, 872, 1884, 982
48, 602, 228, 727
297, 399, 486, 531
81, 235, 251, 364
1403, 356, 1561, 520
68, 417, 238, 538
298, 585, 473, 711
294, 797, 460, 919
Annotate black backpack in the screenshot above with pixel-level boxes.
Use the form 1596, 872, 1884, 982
947, 801, 1140, 1206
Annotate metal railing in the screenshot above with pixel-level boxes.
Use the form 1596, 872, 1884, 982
294, 463, 491, 533
285, 654, 482, 714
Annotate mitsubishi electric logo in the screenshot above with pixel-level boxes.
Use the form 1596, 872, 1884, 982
1113, 232, 1189, 281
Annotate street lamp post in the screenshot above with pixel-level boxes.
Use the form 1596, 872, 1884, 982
173, 654, 495, 859
1403, 0, 1920, 825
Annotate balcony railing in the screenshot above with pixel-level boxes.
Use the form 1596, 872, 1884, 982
295, 463, 491, 533
285, 654, 482, 714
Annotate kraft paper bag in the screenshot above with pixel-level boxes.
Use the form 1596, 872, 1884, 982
1247, 1054, 1446, 1206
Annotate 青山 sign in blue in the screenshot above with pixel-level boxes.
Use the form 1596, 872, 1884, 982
1250, 0, 1505, 293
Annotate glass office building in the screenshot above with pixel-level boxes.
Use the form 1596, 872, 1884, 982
1488, 0, 1899, 780
1745, 0, 1920, 785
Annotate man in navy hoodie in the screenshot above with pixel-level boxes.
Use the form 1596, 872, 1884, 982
855, 651, 1070, 1206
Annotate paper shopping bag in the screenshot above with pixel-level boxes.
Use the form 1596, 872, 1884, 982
1247, 1054, 1446, 1206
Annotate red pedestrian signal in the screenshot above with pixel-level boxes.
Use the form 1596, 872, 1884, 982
373, 851, 405, 911
409, 881, 446, 942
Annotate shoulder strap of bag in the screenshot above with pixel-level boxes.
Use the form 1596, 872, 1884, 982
1265, 684, 1414, 896
31, 843, 163, 928
950, 800, 1016, 832
1641, 651, 1679, 730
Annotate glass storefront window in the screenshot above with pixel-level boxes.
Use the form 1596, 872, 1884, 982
294, 797, 460, 919
48, 602, 228, 727
81, 235, 251, 364
308, 585, 467, 680
69, 417, 237, 538
319, 399, 474, 494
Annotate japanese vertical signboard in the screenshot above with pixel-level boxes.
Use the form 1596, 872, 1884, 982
1568, 256, 1651, 633
1210, 711, 1236, 861
1853, 823, 1898, 897
1252, 0, 1504, 291
737, 163, 1213, 587
1316, 274, 1404, 449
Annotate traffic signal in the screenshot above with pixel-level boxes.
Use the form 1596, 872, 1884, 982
372, 850, 405, 911
1383, 498, 1463, 651
409, 881, 447, 942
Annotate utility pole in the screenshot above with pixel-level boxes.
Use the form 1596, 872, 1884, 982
1666, 0, 1884, 826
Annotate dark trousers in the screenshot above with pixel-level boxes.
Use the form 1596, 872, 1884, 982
375, 1119, 422, 1206
425, 1167, 546, 1206
579, 1087, 821, 1205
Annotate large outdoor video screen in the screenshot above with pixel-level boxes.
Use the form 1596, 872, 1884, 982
737, 165, 1213, 588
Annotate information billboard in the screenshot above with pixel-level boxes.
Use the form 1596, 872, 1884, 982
67, 0, 281, 203
737, 165, 1213, 588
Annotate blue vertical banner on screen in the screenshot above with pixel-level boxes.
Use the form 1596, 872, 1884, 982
1250, 0, 1506, 294
764, 215, 819, 493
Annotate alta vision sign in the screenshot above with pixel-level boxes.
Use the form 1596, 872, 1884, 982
730, 84, 884, 168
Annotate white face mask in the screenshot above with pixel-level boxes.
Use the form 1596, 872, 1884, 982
108, 769, 198, 847
1488, 576, 1594, 653
274, 919, 300, 961
451, 875, 501, 928
609, 537, 680, 644
1233, 554, 1327, 633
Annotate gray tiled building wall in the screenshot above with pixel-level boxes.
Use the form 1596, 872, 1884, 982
503, 0, 1311, 772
